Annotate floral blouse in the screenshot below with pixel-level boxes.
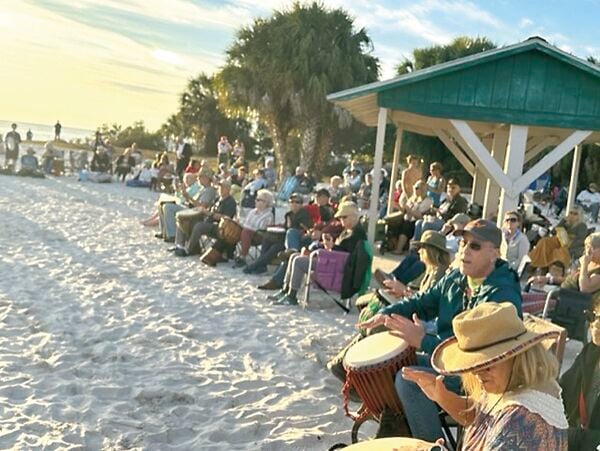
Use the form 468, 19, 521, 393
463, 388, 568, 450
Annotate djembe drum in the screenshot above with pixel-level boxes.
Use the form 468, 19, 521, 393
176, 209, 207, 237
218, 217, 242, 246
343, 331, 416, 421
342, 437, 436, 450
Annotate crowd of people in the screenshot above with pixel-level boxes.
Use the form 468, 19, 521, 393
2, 122, 600, 448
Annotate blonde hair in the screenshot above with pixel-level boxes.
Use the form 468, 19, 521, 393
586, 232, 600, 250
461, 342, 559, 404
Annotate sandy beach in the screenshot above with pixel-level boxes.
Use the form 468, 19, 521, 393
0, 173, 584, 450
0, 174, 363, 450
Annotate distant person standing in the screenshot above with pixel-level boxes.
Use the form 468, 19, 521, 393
175, 137, 192, 180
232, 139, 245, 165
26, 129, 33, 141
54, 121, 62, 141
217, 136, 232, 167
4, 123, 21, 168
93, 131, 103, 150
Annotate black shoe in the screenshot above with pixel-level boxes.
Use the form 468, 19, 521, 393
174, 248, 188, 257
272, 294, 298, 306
258, 280, 281, 290
375, 406, 411, 439
167, 247, 177, 252
232, 257, 246, 268
164, 237, 175, 243
154, 233, 164, 239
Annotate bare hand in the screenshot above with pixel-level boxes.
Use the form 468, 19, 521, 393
383, 279, 407, 297
402, 367, 448, 404
357, 313, 385, 330
385, 313, 425, 348
580, 253, 591, 269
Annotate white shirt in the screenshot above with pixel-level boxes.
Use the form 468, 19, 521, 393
577, 189, 600, 207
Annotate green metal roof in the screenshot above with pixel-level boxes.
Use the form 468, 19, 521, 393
327, 38, 600, 131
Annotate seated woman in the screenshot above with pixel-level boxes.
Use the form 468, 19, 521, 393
529, 206, 588, 269
500, 210, 530, 272
560, 288, 600, 450
406, 302, 568, 449
560, 232, 600, 303
327, 230, 450, 384
426, 161, 446, 208
229, 189, 275, 268
385, 179, 433, 254
270, 201, 365, 306
18, 148, 44, 178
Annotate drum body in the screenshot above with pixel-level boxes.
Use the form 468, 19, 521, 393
176, 209, 206, 237
343, 332, 416, 419
342, 437, 434, 450
264, 226, 286, 243
218, 217, 242, 245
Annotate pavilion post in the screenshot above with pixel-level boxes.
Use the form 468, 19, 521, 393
368, 107, 388, 244
498, 125, 528, 226
566, 144, 583, 214
483, 132, 508, 220
386, 127, 404, 215
472, 136, 492, 206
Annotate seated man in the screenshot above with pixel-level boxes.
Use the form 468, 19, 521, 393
172, 179, 237, 261
576, 182, 600, 223
286, 188, 335, 252
359, 219, 522, 442
88, 146, 112, 182
560, 294, 600, 450
413, 178, 468, 241
18, 148, 43, 178
294, 166, 316, 195
243, 192, 313, 275
158, 167, 216, 242
270, 201, 366, 306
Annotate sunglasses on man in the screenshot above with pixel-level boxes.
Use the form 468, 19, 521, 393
504, 217, 518, 223
459, 240, 489, 251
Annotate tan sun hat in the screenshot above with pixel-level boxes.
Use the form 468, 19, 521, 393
431, 302, 559, 375
412, 230, 449, 254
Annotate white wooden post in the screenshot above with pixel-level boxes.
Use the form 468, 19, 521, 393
498, 125, 528, 226
566, 144, 583, 214
483, 132, 508, 220
368, 107, 388, 244
386, 127, 403, 215
472, 136, 492, 206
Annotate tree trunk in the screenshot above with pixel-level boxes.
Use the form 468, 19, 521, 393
268, 121, 290, 182
300, 117, 320, 173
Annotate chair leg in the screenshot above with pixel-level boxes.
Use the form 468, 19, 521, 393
302, 253, 316, 309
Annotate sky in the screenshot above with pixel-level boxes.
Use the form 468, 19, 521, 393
1, 0, 598, 131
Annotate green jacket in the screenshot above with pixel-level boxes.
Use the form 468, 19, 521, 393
380, 259, 522, 356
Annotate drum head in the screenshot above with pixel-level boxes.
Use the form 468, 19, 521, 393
344, 332, 409, 368
266, 226, 285, 234
342, 437, 435, 450
177, 209, 201, 218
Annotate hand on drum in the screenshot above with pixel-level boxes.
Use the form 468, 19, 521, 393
385, 313, 425, 349
357, 313, 386, 330
401, 367, 448, 404
382, 279, 409, 298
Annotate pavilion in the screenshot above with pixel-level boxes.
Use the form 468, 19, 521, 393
327, 37, 600, 243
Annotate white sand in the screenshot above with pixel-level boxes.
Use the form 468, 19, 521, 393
0, 174, 360, 450
0, 173, 584, 450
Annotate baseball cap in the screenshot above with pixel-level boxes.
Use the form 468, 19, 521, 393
455, 219, 502, 248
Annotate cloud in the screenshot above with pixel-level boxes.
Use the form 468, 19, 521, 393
106, 81, 175, 96
519, 17, 533, 28
44, 0, 253, 28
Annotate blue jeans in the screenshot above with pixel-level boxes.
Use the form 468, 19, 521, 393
413, 218, 444, 241
391, 253, 425, 284
285, 228, 311, 251
395, 353, 461, 442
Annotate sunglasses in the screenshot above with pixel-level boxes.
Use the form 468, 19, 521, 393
504, 217, 518, 223
460, 240, 486, 251
569, 211, 579, 216
585, 310, 600, 324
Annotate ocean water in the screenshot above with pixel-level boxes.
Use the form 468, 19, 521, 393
0, 120, 94, 144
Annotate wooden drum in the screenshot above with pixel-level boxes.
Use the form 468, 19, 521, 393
343, 332, 416, 420
176, 209, 206, 237
218, 217, 242, 246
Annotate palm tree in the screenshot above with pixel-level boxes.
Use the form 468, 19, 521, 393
221, 2, 379, 174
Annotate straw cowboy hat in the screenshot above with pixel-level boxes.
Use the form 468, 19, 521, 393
432, 302, 559, 375
335, 201, 359, 218
412, 230, 449, 254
